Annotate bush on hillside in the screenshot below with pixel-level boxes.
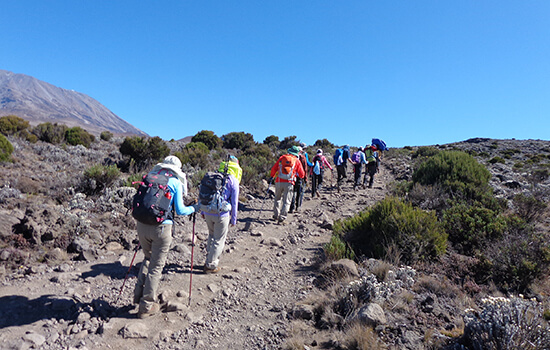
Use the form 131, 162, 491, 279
279, 135, 300, 150
0, 115, 30, 136
65, 126, 95, 148
82, 164, 121, 195
239, 143, 276, 192
411, 146, 440, 159
333, 196, 447, 264
314, 138, 334, 149
32, 122, 68, 144
512, 193, 547, 223
191, 130, 221, 150
174, 142, 209, 169
222, 131, 255, 150
442, 202, 507, 256
119, 136, 170, 171
0, 134, 14, 162
263, 135, 280, 148
412, 150, 495, 207
100, 131, 113, 141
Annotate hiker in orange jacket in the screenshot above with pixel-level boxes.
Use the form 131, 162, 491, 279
270, 145, 306, 224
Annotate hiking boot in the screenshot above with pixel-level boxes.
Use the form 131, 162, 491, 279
204, 266, 221, 274
272, 215, 278, 221
137, 303, 160, 319
277, 218, 286, 225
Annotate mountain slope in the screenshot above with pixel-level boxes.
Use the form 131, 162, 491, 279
0, 69, 146, 136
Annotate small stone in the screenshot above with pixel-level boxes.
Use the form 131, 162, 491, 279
23, 332, 46, 347
105, 242, 124, 251
261, 237, 283, 247
119, 322, 148, 339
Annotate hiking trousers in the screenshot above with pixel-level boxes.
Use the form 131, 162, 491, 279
353, 163, 362, 187
312, 171, 324, 197
290, 178, 305, 212
134, 222, 173, 313
364, 162, 377, 188
204, 213, 230, 269
336, 165, 347, 183
273, 181, 293, 221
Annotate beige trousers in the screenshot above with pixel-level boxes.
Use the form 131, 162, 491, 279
134, 222, 172, 312
273, 181, 293, 221
204, 214, 230, 269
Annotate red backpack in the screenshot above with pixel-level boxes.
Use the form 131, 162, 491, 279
278, 154, 297, 181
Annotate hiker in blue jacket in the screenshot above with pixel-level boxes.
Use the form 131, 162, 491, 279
350, 147, 368, 191
334, 145, 351, 191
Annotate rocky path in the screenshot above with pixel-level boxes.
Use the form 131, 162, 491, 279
0, 166, 393, 350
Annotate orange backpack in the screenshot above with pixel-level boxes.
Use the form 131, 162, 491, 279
278, 154, 297, 181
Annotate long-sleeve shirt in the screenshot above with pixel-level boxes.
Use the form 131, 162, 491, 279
200, 174, 239, 225
163, 176, 195, 225
310, 155, 333, 175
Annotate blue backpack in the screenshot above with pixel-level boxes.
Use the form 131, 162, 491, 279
333, 148, 344, 166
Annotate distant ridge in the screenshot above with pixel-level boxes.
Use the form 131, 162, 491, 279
0, 69, 147, 136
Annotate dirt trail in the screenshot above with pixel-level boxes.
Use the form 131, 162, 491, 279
0, 165, 394, 350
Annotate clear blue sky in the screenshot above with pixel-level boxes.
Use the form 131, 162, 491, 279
2, 1, 549, 148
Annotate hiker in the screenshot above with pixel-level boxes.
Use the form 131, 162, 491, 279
334, 145, 351, 190
363, 145, 379, 188
289, 146, 308, 213
270, 145, 306, 224
133, 155, 198, 318
351, 147, 367, 190
310, 149, 333, 197
200, 155, 240, 274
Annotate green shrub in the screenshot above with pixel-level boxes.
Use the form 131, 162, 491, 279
0, 134, 14, 162
313, 138, 334, 149
100, 131, 113, 141
513, 193, 547, 223
323, 234, 355, 261
488, 156, 505, 164
334, 196, 447, 264
239, 143, 276, 192
120, 136, 170, 171
442, 202, 507, 256
412, 150, 494, 205
191, 130, 221, 150
221, 131, 255, 150
175, 142, 209, 169
263, 135, 280, 148
65, 126, 95, 147
279, 135, 300, 150
0, 115, 30, 136
124, 173, 143, 187
32, 122, 68, 144
411, 146, 440, 159
82, 164, 121, 194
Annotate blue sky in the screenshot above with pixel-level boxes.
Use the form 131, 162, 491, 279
2, 1, 549, 148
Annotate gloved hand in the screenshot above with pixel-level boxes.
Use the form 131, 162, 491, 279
192, 203, 201, 213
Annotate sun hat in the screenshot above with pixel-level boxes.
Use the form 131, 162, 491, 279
150, 155, 188, 195
288, 146, 300, 156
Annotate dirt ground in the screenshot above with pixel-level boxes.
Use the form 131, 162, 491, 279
0, 165, 393, 350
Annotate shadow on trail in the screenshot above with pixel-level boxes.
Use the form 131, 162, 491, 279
0, 295, 135, 329
80, 261, 127, 280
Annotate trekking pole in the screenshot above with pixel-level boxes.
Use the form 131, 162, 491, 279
117, 242, 141, 303
188, 212, 196, 306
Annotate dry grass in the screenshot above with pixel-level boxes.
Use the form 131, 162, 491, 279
282, 321, 311, 350
342, 322, 386, 350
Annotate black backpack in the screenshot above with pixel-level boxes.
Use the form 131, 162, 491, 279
132, 170, 174, 225
199, 172, 231, 213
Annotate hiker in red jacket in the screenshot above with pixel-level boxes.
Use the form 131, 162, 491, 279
270, 146, 306, 224
310, 149, 333, 198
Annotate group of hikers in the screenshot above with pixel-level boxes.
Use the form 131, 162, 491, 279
131, 140, 385, 318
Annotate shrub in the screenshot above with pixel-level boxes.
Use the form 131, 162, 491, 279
324, 234, 355, 261
0, 115, 30, 136
443, 202, 507, 256
119, 136, 170, 171
512, 193, 547, 223
0, 134, 14, 162
82, 164, 121, 194
32, 122, 68, 144
413, 150, 494, 206
239, 143, 277, 192
175, 142, 209, 169
411, 146, 440, 159
334, 196, 447, 264
279, 135, 300, 150
263, 135, 280, 148
221, 131, 255, 150
100, 131, 113, 141
191, 130, 221, 150
489, 156, 506, 164
65, 126, 95, 147
314, 138, 334, 149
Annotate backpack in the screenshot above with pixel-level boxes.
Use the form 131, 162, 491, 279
218, 160, 242, 184
333, 148, 343, 166
365, 148, 376, 163
278, 154, 297, 181
351, 151, 361, 163
371, 138, 388, 151
198, 172, 231, 213
313, 160, 321, 175
132, 170, 174, 225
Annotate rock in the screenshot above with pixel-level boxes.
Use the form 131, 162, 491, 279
208, 283, 220, 293
77, 312, 91, 324
119, 322, 149, 339
329, 259, 359, 278
250, 231, 263, 237
23, 332, 46, 347
292, 304, 315, 320
261, 237, 283, 247
104, 242, 124, 251
165, 301, 188, 312
68, 237, 90, 254
172, 243, 191, 255
51, 297, 77, 311
356, 303, 387, 326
